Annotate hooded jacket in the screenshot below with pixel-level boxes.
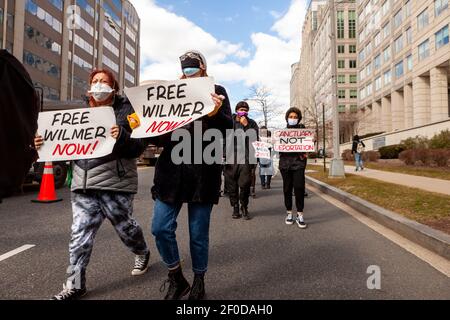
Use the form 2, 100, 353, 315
71, 96, 146, 194
279, 107, 307, 171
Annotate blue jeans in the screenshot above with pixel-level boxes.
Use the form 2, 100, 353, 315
151, 199, 213, 274
354, 153, 363, 171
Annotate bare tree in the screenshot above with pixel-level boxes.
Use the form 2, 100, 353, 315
246, 86, 281, 128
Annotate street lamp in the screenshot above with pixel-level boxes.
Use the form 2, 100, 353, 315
328, 0, 345, 177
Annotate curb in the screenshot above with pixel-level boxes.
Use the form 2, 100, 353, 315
306, 176, 450, 260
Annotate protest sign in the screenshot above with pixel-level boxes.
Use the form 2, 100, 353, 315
124, 77, 216, 138
252, 141, 272, 159
36, 107, 116, 162
273, 129, 315, 152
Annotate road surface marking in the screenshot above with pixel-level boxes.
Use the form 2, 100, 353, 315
307, 185, 450, 278
0, 245, 36, 262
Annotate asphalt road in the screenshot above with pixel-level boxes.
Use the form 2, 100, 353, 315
0, 167, 449, 300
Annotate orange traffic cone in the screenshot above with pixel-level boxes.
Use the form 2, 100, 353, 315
31, 162, 63, 203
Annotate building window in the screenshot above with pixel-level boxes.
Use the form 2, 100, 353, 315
374, 32, 381, 47
405, 1, 412, 18
382, 0, 390, 16
374, 54, 381, 69
25, 0, 62, 33
126, 42, 136, 56
395, 61, 404, 78
338, 60, 345, 68
406, 27, 413, 44
337, 11, 345, 39
383, 46, 391, 63
435, 0, 449, 17
338, 90, 346, 99
350, 105, 358, 113
418, 39, 430, 61
383, 22, 391, 39
407, 54, 413, 71
349, 45, 356, 53
23, 50, 60, 78
25, 25, 61, 55
103, 37, 120, 57
338, 45, 345, 54
125, 71, 135, 84
417, 9, 429, 31
338, 75, 346, 84
375, 76, 382, 91
338, 105, 346, 113
350, 74, 357, 83
125, 56, 136, 70
350, 89, 358, 99
349, 60, 357, 68
384, 69, 392, 85
349, 10, 356, 39
103, 55, 119, 72
435, 25, 449, 49
394, 9, 403, 29
394, 35, 403, 53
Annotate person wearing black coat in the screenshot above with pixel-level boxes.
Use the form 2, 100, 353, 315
148, 50, 233, 300
224, 101, 259, 220
351, 135, 366, 171
279, 107, 308, 229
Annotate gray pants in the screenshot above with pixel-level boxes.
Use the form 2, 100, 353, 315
67, 191, 148, 289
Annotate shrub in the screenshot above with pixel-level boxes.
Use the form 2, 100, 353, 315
341, 149, 353, 161
379, 144, 405, 159
429, 130, 450, 149
400, 135, 430, 150
399, 149, 450, 167
362, 151, 380, 162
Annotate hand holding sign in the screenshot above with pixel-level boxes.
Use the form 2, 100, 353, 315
124, 77, 216, 138
35, 107, 116, 162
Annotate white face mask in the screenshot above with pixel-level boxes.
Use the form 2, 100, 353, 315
288, 118, 299, 126
88, 82, 114, 102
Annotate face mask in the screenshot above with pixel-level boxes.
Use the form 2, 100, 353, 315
288, 118, 299, 126
89, 82, 114, 101
183, 67, 201, 77
237, 111, 248, 117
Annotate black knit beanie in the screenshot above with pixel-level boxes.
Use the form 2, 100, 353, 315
285, 107, 302, 123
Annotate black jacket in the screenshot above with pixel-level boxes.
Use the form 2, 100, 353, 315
279, 123, 308, 171
149, 85, 233, 204
225, 114, 259, 166
0, 50, 39, 199
352, 139, 366, 154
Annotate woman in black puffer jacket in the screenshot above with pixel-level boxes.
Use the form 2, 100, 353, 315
279, 107, 308, 229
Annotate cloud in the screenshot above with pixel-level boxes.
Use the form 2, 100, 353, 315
130, 0, 308, 126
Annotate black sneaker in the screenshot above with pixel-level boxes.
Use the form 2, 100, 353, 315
296, 215, 307, 229
188, 274, 206, 300
232, 205, 241, 219
160, 267, 190, 300
132, 251, 150, 276
51, 285, 87, 300
241, 206, 251, 220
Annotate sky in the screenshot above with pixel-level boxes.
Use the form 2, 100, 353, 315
128, 0, 308, 127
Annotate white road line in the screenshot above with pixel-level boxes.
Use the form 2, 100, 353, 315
307, 185, 450, 278
0, 245, 36, 262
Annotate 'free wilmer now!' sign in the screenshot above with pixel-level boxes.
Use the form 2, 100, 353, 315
125, 77, 216, 138
36, 107, 116, 162
273, 129, 315, 152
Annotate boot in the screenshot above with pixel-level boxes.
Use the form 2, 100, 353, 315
188, 274, 206, 300
160, 266, 190, 300
241, 206, 251, 220
232, 205, 241, 219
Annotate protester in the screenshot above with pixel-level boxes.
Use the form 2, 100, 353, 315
279, 107, 308, 229
34, 69, 150, 300
147, 50, 232, 300
224, 101, 259, 220
258, 126, 274, 190
352, 135, 366, 172
0, 50, 39, 202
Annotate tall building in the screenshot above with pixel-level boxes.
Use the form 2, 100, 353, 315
357, 0, 449, 140
291, 0, 357, 150
0, 0, 140, 104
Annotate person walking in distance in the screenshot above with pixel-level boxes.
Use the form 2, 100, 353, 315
352, 135, 366, 172
224, 101, 259, 220
279, 107, 308, 229
258, 126, 274, 190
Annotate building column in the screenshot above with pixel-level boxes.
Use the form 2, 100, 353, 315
404, 83, 413, 128
413, 75, 431, 126
372, 101, 382, 132
366, 105, 374, 134
12, 0, 25, 61
381, 96, 392, 132
391, 90, 404, 131
430, 67, 449, 123
60, 0, 72, 100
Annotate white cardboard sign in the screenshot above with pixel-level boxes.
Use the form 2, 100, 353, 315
37, 107, 116, 162
273, 129, 315, 152
252, 141, 272, 159
124, 77, 216, 138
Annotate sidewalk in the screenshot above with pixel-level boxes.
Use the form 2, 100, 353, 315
308, 161, 450, 196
